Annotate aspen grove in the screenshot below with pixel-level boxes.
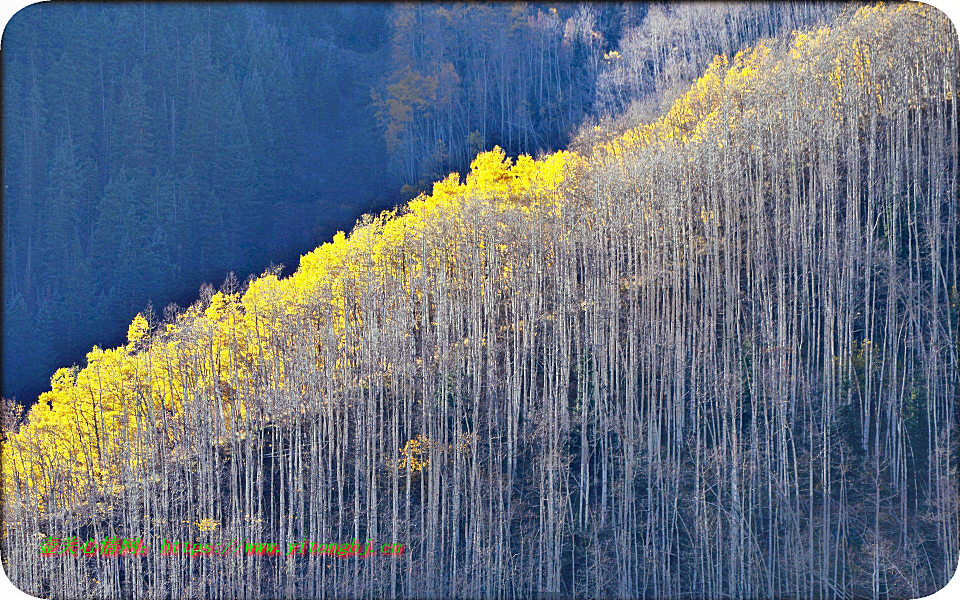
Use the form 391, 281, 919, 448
2, 4, 958, 599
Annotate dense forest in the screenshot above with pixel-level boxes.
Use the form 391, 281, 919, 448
1, 2, 838, 406
3, 2, 959, 600
1, 3, 393, 404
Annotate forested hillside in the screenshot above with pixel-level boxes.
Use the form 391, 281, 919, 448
3, 3, 958, 600
1, 2, 838, 406
1, 3, 395, 404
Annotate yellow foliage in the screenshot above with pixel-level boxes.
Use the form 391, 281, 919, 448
397, 434, 431, 473
5, 132, 583, 512
126, 313, 149, 345
195, 518, 219, 533
6, 0, 952, 518
396, 432, 477, 474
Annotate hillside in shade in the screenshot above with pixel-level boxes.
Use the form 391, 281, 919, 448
2, 4, 958, 599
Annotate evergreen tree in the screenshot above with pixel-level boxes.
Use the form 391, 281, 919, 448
198, 189, 228, 276
0, 291, 32, 398
180, 35, 220, 179
110, 62, 153, 177
61, 234, 97, 353
38, 132, 83, 281
26, 79, 50, 236
142, 224, 176, 302
32, 291, 59, 376
89, 169, 133, 286
241, 67, 278, 194
217, 98, 257, 261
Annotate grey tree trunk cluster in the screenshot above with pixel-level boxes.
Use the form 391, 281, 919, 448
2, 4, 957, 599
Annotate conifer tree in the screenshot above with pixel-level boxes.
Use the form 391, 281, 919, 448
90, 169, 133, 285
216, 98, 257, 259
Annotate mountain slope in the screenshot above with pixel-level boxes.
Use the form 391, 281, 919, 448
3, 4, 958, 599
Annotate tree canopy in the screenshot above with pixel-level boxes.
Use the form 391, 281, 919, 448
2, 3, 958, 599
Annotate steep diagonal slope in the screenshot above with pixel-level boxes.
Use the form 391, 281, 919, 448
3, 4, 957, 599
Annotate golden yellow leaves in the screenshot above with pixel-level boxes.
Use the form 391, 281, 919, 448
665, 55, 728, 137
396, 432, 477, 474
8, 86, 568, 514
241, 273, 283, 317
195, 518, 219, 533
126, 313, 149, 346
49, 366, 77, 392
404, 146, 573, 221
589, 1, 955, 165
465, 146, 513, 196
430, 172, 464, 204
790, 26, 830, 62
203, 291, 232, 322
590, 52, 738, 159
397, 435, 431, 473
828, 35, 873, 112
725, 45, 770, 96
